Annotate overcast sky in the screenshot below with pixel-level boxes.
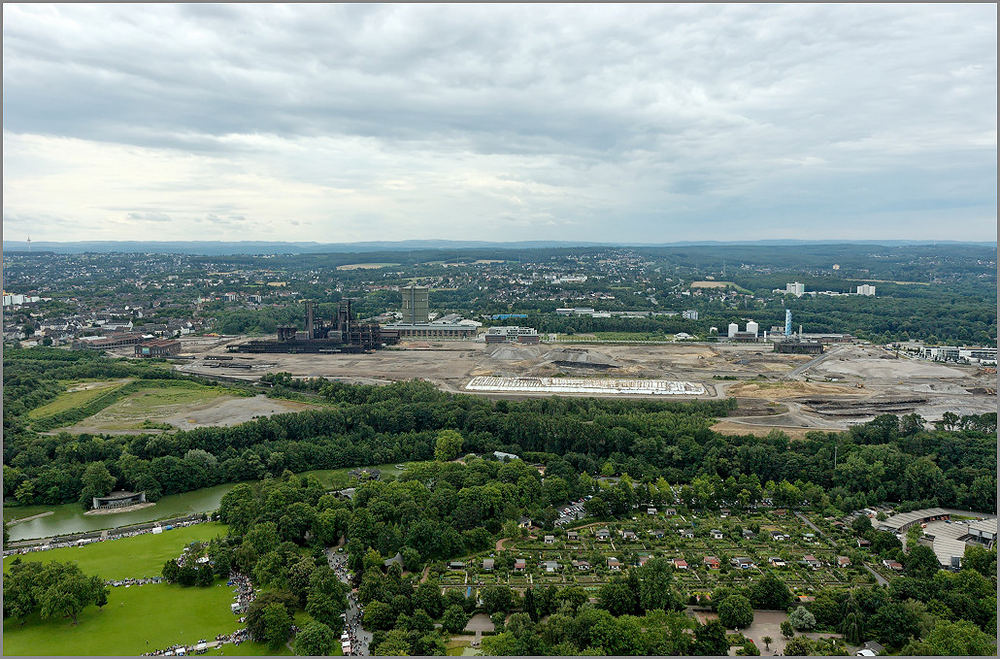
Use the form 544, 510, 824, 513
3, 3, 996, 243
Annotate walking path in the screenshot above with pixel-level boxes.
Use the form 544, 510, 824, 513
863, 563, 888, 586
794, 511, 823, 536
327, 548, 372, 656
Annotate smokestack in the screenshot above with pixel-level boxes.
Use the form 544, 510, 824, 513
305, 300, 314, 340
799, 324, 803, 338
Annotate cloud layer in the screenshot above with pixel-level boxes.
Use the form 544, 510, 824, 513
3, 4, 996, 242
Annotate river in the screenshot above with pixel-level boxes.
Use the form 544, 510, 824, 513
4, 463, 404, 541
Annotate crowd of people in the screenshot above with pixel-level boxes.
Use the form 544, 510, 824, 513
106, 576, 163, 588
139, 574, 256, 657
343, 590, 368, 656
3, 516, 211, 558
329, 550, 370, 656
228, 572, 255, 614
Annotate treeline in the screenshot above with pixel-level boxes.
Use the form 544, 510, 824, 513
4, 355, 996, 516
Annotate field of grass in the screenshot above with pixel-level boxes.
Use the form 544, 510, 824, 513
335, 262, 401, 270
2, 581, 241, 656
3, 522, 229, 580
207, 640, 294, 655
300, 462, 406, 489
62, 381, 232, 431
27, 379, 132, 419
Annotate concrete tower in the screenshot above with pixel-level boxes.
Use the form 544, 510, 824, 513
401, 285, 430, 323
784, 309, 792, 337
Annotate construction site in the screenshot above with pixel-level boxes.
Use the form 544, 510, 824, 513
228, 299, 399, 353
167, 333, 997, 437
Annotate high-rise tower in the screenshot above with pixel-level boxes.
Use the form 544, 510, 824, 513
401, 285, 429, 323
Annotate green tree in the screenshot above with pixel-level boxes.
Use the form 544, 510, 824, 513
38, 572, 106, 625
789, 606, 816, 631
761, 635, 773, 651
245, 591, 296, 649
903, 544, 940, 579
434, 430, 464, 462
599, 579, 639, 616
842, 611, 864, 646
79, 462, 115, 509
780, 620, 795, 638
638, 557, 682, 612
305, 567, 347, 628
783, 636, 813, 655
294, 620, 335, 656
482, 585, 515, 614
259, 602, 293, 650
900, 619, 996, 656
718, 594, 754, 629
364, 600, 397, 630
693, 620, 729, 655
413, 581, 444, 619
749, 572, 793, 610
372, 629, 412, 656
442, 604, 470, 634
851, 514, 872, 535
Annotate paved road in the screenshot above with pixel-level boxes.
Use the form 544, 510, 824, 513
794, 511, 823, 536
327, 549, 373, 656
863, 563, 889, 586
784, 344, 846, 380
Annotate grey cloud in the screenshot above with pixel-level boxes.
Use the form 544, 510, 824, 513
126, 211, 172, 222
1, 4, 995, 241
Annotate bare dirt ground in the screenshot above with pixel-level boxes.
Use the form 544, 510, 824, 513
83, 502, 156, 516
158, 394, 316, 430
727, 381, 866, 399
171, 339, 994, 432
60, 393, 316, 434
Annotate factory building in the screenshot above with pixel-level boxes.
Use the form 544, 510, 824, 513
727, 321, 760, 342
383, 322, 477, 339
135, 338, 182, 357
485, 326, 540, 344
920, 346, 997, 364
401, 285, 430, 323
232, 298, 399, 353
774, 340, 824, 355
74, 333, 145, 350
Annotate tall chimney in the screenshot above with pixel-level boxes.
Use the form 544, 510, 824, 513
305, 300, 314, 340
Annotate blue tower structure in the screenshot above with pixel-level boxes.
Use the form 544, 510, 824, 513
784, 309, 792, 337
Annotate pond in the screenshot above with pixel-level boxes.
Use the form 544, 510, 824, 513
4, 462, 406, 541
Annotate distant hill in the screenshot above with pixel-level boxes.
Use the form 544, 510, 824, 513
2, 239, 993, 255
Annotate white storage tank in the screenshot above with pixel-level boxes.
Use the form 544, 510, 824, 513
746, 321, 759, 337
728, 323, 739, 337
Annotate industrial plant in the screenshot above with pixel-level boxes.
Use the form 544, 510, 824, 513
229, 299, 400, 353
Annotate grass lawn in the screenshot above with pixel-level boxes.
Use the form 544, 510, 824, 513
206, 640, 294, 656
2, 581, 241, 656
64, 381, 232, 430
3, 522, 229, 580
300, 462, 405, 489
27, 379, 132, 419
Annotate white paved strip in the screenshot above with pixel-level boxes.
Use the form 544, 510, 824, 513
465, 376, 705, 395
